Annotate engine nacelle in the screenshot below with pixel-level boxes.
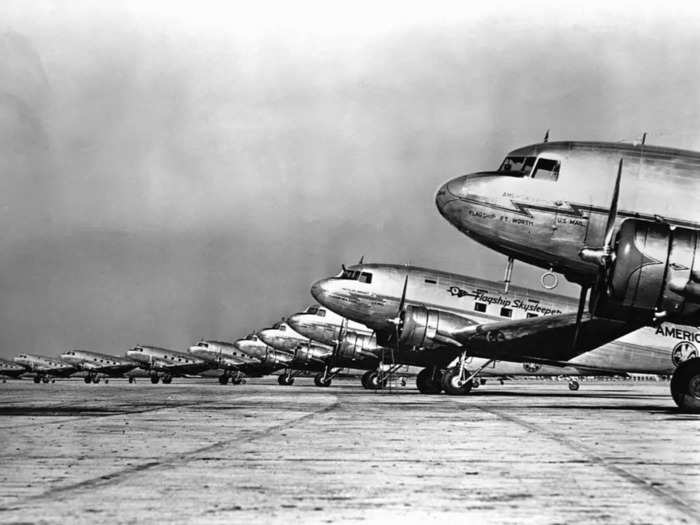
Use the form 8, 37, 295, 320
399, 305, 474, 348
294, 343, 333, 365
598, 219, 700, 324
335, 332, 381, 361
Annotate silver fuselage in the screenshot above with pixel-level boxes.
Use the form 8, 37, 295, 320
312, 264, 698, 374
12, 354, 75, 376
436, 141, 700, 283
60, 350, 139, 376
125, 345, 209, 375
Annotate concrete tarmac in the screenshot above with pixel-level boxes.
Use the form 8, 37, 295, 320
0, 378, 698, 524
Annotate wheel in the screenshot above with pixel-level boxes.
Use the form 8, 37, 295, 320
42, 377, 50, 383
416, 368, 443, 394
278, 374, 287, 386
104, 379, 109, 384
365, 371, 388, 390
671, 358, 700, 412
150, 375, 160, 384
231, 376, 243, 385
128, 377, 135, 384
361, 370, 375, 389
314, 373, 332, 387
92, 377, 101, 384
218, 375, 229, 385
285, 376, 295, 386
33, 376, 41, 384
162, 376, 172, 384
568, 380, 580, 391
84, 376, 91, 384
441, 368, 473, 395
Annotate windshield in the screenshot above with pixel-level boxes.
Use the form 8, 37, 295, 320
339, 269, 373, 283
498, 156, 536, 176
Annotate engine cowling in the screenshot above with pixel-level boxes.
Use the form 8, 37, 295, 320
597, 219, 700, 324
398, 305, 475, 348
294, 343, 333, 366
334, 332, 381, 361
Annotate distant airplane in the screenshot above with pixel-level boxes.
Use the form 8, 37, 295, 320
0, 357, 27, 381
188, 339, 278, 384
310, 264, 696, 394
435, 139, 700, 410
13, 353, 75, 383
60, 349, 141, 383
232, 333, 297, 384
125, 345, 209, 384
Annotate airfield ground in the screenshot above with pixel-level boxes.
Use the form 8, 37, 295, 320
0, 378, 698, 524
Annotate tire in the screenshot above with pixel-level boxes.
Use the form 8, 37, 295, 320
416, 368, 442, 394
671, 358, 700, 413
278, 374, 287, 386
150, 375, 160, 384
361, 370, 375, 389
366, 371, 388, 390
568, 380, 580, 391
92, 377, 101, 384
441, 368, 473, 395
42, 377, 50, 384
33, 376, 41, 384
84, 376, 91, 384
314, 373, 331, 387
128, 377, 135, 384
162, 376, 172, 384
218, 375, 229, 385
231, 376, 243, 385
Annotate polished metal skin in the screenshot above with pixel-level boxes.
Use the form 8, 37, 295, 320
13, 353, 76, 382
435, 141, 700, 284
0, 357, 28, 379
232, 334, 294, 373
125, 345, 209, 381
311, 263, 694, 374
60, 349, 139, 379
189, 339, 284, 378
258, 321, 312, 353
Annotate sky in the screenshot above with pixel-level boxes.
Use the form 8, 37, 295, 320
1, 0, 700, 358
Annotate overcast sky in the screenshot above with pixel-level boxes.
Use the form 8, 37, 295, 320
1, 1, 700, 358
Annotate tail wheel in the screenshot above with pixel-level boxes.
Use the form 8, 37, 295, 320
671, 358, 700, 413
416, 368, 442, 394
440, 368, 473, 396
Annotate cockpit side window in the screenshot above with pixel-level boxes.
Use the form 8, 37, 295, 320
498, 156, 536, 176
340, 269, 361, 280
531, 158, 560, 181
358, 272, 372, 284
317, 309, 326, 317
306, 305, 318, 314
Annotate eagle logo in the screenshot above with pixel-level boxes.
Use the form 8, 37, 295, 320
672, 341, 697, 367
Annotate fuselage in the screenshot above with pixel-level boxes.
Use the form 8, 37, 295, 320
60, 350, 139, 376
258, 322, 311, 353
188, 340, 258, 369
436, 141, 700, 283
125, 345, 209, 375
311, 263, 698, 373
12, 353, 75, 376
0, 357, 27, 378
233, 335, 293, 375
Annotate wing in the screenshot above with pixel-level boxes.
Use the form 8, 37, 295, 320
452, 313, 640, 364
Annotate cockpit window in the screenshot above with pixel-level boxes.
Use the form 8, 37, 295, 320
246, 334, 258, 341
358, 272, 372, 284
316, 308, 326, 317
498, 156, 536, 176
531, 158, 560, 181
306, 305, 319, 314
339, 269, 373, 283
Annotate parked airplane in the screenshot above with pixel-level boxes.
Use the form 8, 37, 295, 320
188, 339, 275, 384
12, 354, 75, 383
232, 333, 297, 384
125, 345, 209, 384
435, 139, 700, 410
60, 349, 140, 384
310, 264, 695, 394
259, 319, 380, 387
0, 358, 27, 381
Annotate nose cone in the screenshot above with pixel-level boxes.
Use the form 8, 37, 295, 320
310, 279, 328, 304
435, 174, 468, 219
286, 314, 306, 334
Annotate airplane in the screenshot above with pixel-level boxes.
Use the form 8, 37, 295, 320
125, 345, 209, 384
0, 357, 27, 381
12, 353, 75, 383
59, 350, 141, 384
188, 339, 275, 384
232, 333, 298, 384
435, 138, 700, 410
309, 263, 697, 395
258, 320, 380, 387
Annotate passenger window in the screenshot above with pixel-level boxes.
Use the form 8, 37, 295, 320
531, 158, 560, 181
425, 278, 437, 284
527, 312, 539, 318
474, 302, 487, 313
358, 272, 372, 284
500, 307, 512, 318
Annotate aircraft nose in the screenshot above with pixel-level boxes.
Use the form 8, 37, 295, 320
286, 314, 303, 333
310, 279, 330, 303
435, 174, 468, 216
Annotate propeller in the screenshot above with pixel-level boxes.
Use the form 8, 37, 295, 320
332, 317, 348, 360
572, 157, 624, 351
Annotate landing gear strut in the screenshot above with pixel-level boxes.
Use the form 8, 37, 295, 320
278, 371, 295, 386
314, 366, 339, 387
671, 357, 700, 413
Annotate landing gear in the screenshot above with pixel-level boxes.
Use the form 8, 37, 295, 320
441, 367, 473, 395
33, 376, 41, 384
278, 372, 295, 386
364, 371, 388, 390
361, 370, 375, 389
162, 375, 172, 384
231, 374, 243, 385
671, 358, 700, 413
150, 375, 160, 384
218, 374, 230, 385
84, 376, 92, 384
92, 376, 101, 384
128, 377, 135, 384
42, 376, 50, 384
568, 380, 580, 391
314, 372, 332, 387
416, 367, 442, 394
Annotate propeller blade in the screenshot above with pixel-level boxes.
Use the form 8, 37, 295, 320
397, 275, 408, 314
570, 285, 589, 352
603, 158, 623, 251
